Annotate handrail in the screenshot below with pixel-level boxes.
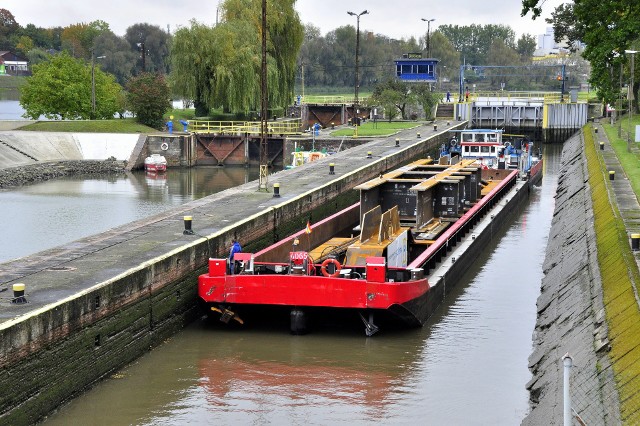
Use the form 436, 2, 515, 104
190, 119, 302, 135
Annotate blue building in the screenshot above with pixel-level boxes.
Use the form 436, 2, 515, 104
394, 53, 439, 83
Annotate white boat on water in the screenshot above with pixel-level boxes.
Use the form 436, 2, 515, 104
144, 154, 167, 173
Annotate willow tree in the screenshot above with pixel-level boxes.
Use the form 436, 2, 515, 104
170, 0, 303, 116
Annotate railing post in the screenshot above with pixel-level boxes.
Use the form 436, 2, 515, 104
563, 353, 573, 426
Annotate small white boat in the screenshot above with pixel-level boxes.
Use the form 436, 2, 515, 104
144, 154, 167, 173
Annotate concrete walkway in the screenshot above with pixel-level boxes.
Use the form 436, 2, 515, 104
593, 121, 640, 263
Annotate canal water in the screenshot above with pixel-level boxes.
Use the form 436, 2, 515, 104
8, 145, 561, 425
0, 167, 259, 263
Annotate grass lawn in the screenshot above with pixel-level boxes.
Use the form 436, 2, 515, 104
330, 120, 420, 137
18, 118, 158, 133
0, 75, 26, 90
602, 113, 640, 196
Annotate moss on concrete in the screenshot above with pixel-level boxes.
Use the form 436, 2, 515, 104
585, 125, 640, 424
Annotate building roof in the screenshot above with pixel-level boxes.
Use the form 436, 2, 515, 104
0, 51, 28, 62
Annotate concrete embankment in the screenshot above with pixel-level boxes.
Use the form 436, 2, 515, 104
523, 130, 620, 424
0, 131, 142, 187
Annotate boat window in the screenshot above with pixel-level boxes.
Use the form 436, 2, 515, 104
490, 147, 496, 153
470, 146, 479, 153
462, 134, 473, 142
481, 146, 490, 153
488, 134, 497, 141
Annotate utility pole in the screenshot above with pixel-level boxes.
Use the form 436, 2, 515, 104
347, 9, 368, 136
421, 18, 435, 58
258, 0, 269, 191
91, 51, 106, 119
626, 50, 638, 152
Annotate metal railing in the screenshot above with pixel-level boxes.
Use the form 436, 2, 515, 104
297, 95, 370, 105
462, 91, 589, 104
190, 119, 302, 135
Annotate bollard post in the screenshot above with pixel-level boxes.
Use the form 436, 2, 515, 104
395, 138, 400, 147
433, 124, 438, 131
329, 163, 335, 175
273, 183, 281, 197
12, 283, 27, 304
609, 171, 615, 181
183, 216, 194, 235
563, 354, 573, 426
600, 142, 604, 150
367, 151, 372, 159
595, 128, 598, 134
632, 233, 640, 251
417, 132, 421, 138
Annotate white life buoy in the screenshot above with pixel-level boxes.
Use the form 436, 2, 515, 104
161, 142, 169, 151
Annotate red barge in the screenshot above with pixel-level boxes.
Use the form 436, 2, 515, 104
199, 139, 542, 335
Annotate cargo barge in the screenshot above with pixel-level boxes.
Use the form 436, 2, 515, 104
199, 133, 542, 335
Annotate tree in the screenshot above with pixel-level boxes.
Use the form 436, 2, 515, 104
93, 31, 138, 86
170, 0, 303, 116
438, 24, 517, 65
20, 52, 122, 120
125, 23, 171, 74
126, 72, 171, 129
412, 84, 441, 120
370, 79, 415, 119
0, 8, 18, 50
516, 34, 537, 59
61, 21, 109, 59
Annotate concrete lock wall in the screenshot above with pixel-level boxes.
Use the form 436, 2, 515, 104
0, 130, 453, 424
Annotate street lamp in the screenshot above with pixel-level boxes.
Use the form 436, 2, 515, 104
421, 18, 435, 58
347, 9, 368, 114
625, 50, 638, 151
91, 52, 106, 119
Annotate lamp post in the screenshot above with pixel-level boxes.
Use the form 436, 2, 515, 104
625, 50, 638, 152
421, 18, 435, 58
347, 10, 368, 114
91, 52, 106, 119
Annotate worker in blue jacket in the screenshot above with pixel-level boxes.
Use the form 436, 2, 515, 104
229, 239, 242, 273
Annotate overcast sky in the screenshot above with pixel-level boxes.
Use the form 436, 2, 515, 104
4, 0, 564, 41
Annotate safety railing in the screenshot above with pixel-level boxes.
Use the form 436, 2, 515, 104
190, 119, 302, 135
297, 95, 369, 105
462, 91, 588, 104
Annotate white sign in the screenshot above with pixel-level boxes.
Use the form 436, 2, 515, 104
387, 230, 408, 268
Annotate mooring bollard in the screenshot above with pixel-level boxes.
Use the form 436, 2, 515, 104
609, 171, 615, 181
273, 183, 281, 197
433, 124, 438, 131
183, 216, 194, 235
367, 151, 372, 159
632, 233, 640, 251
417, 132, 421, 138
395, 138, 400, 147
329, 163, 335, 175
600, 142, 604, 150
12, 283, 27, 304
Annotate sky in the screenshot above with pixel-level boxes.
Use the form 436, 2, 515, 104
4, 0, 565, 41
